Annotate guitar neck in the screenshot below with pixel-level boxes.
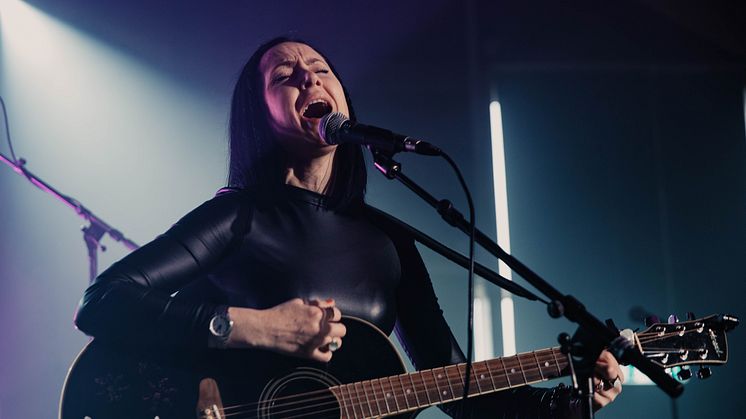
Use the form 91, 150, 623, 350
330, 346, 569, 417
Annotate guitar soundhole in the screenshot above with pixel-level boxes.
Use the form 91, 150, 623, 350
258, 367, 341, 419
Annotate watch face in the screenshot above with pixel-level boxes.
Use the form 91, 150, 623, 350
214, 318, 228, 334
210, 315, 231, 337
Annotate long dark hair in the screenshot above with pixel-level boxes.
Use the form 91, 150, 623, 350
228, 37, 366, 212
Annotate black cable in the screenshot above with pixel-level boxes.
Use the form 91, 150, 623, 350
0, 95, 19, 164
440, 151, 476, 418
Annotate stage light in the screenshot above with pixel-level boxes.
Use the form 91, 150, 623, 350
489, 99, 517, 356
0, 0, 225, 240
742, 87, 746, 142
474, 281, 495, 360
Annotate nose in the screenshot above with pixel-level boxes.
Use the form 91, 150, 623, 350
301, 69, 321, 89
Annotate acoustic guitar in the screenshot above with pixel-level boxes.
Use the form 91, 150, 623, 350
59, 314, 737, 419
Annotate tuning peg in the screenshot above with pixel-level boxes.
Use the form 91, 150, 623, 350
720, 314, 739, 332
686, 312, 696, 321
644, 315, 660, 326
697, 366, 712, 379
677, 367, 692, 381
668, 314, 679, 324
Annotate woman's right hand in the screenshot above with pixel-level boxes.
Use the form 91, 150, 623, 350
226, 298, 347, 363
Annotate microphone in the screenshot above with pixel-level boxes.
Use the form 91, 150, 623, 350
319, 112, 441, 156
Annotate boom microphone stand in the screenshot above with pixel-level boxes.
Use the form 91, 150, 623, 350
370, 147, 684, 418
1, 153, 139, 282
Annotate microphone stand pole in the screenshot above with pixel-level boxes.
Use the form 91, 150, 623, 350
366, 206, 544, 303
0, 153, 139, 283
371, 149, 683, 417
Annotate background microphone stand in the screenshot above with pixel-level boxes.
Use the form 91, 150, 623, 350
370, 147, 684, 418
0, 152, 139, 282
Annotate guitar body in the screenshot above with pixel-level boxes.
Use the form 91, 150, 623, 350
60, 317, 418, 419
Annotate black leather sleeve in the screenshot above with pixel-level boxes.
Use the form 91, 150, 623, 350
389, 228, 577, 418
73, 190, 251, 348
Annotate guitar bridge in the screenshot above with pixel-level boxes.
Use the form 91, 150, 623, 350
198, 378, 225, 419
203, 404, 222, 419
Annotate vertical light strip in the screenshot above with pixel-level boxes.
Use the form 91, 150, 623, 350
473, 281, 494, 360
742, 87, 746, 144
490, 100, 516, 356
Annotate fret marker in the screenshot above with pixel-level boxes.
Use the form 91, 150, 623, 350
406, 389, 411, 394
544, 362, 549, 367
511, 368, 516, 373
480, 374, 486, 379
442, 390, 448, 395
438, 374, 443, 379
386, 393, 391, 398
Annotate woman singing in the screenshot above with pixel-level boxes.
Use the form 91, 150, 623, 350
74, 37, 623, 418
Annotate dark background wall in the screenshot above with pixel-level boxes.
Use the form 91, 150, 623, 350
0, 1, 744, 418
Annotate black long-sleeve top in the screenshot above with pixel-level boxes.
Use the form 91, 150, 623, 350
75, 185, 576, 418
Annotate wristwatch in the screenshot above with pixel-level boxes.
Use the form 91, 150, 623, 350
208, 305, 233, 348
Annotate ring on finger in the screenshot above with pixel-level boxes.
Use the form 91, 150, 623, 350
328, 337, 340, 352
599, 376, 620, 391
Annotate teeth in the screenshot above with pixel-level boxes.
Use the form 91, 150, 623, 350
302, 99, 329, 116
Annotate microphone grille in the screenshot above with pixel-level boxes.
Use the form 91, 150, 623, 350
319, 112, 349, 145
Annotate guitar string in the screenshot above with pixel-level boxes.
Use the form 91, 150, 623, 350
637, 329, 699, 341
208, 329, 701, 416
214, 348, 562, 414
636, 322, 712, 335
207, 328, 711, 419
223, 347, 563, 413
638, 331, 711, 342
637, 328, 712, 343
214, 349, 563, 414
217, 403, 378, 419
221, 402, 410, 419
636, 326, 713, 338
214, 369, 553, 419
207, 351, 565, 419
210, 328, 698, 419
213, 359, 564, 419
212, 388, 468, 419
244, 322, 699, 416
215, 399, 344, 419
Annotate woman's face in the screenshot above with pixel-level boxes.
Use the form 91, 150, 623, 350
259, 42, 350, 155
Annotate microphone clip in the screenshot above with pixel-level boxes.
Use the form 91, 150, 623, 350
370, 147, 401, 179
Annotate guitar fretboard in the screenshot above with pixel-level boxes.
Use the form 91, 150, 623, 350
330, 346, 569, 418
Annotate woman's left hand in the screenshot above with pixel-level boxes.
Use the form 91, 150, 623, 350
592, 350, 624, 410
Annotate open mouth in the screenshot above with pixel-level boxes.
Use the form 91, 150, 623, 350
302, 99, 333, 119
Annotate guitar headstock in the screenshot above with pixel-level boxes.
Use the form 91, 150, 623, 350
636, 314, 738, 370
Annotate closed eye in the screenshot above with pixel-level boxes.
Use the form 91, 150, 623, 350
272, 68, 327, 85
272, 75, 290, 84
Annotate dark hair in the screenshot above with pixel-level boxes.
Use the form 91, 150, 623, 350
228, 36, 366, 211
